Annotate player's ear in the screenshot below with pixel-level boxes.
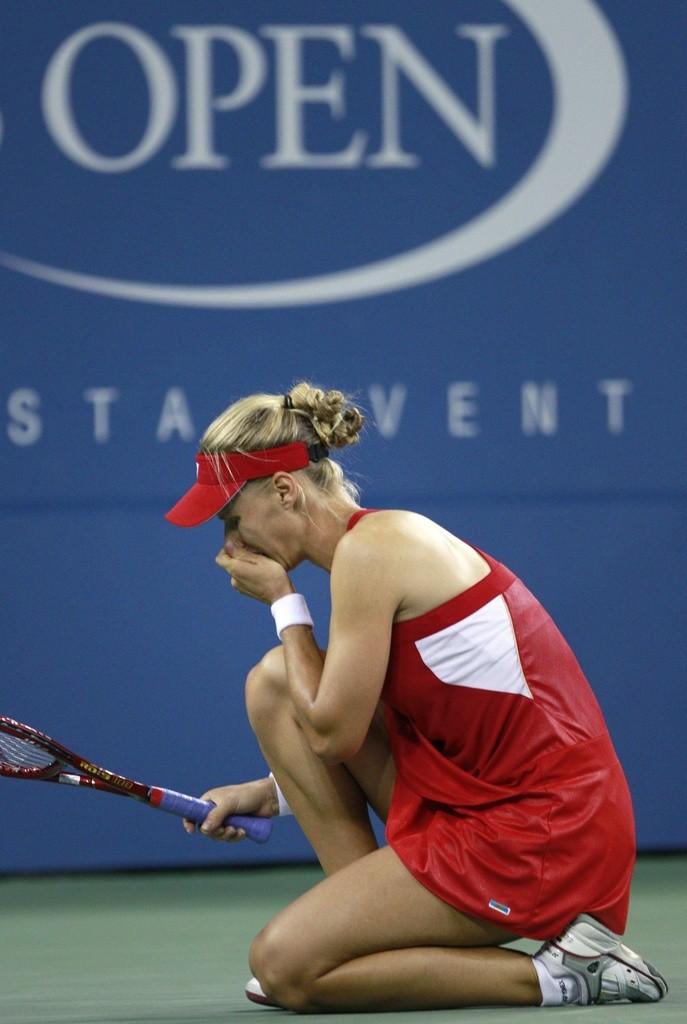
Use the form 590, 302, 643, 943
272, 472, 298, 510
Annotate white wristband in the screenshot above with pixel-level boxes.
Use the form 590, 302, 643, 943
269, 773, 293, 817
270, 593, 313, 640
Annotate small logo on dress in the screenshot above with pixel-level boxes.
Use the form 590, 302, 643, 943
488, 899, 511, 916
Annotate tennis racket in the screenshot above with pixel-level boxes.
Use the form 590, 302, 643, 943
0, 717, 272, 843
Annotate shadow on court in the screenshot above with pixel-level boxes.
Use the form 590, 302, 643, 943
1, 857, 684, 1024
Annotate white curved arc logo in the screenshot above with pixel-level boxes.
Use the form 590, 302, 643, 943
0, 0, 627, 308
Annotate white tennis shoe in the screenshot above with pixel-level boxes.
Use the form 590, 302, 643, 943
245, 976, 280, 1007
534, 913, 668, 1005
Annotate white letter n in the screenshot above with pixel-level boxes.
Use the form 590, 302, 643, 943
363, 23, 509, 168
521, 382, 558, 436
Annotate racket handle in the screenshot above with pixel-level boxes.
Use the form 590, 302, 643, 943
151, 788, 273, 843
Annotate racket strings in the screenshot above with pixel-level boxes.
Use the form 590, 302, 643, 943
0, 731, 57, 770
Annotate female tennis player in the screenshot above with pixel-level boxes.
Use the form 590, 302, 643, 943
166, 383, 667, 1013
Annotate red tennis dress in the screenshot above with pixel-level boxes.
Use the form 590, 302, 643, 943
347, 510, 635, 940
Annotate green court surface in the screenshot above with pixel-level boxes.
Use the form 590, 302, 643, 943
1, 856, 684, 1024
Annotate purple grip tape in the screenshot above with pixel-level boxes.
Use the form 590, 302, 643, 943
157, 788, 273, 843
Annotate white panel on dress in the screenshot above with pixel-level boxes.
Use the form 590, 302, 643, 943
414, 595, 532, 699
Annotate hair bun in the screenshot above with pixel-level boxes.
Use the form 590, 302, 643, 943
287, 383, 364, 449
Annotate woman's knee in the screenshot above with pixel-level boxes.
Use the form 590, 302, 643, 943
244, 645, 290, 731
249, 922, 314, 1012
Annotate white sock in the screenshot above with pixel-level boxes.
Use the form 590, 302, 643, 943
532, 957, 581, 1006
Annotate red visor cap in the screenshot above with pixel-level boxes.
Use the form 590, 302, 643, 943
165, 442, 319, 527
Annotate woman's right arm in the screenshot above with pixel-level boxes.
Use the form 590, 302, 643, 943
184, 775, 278, 842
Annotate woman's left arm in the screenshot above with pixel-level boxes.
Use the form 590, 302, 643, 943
281, 534, 400, 762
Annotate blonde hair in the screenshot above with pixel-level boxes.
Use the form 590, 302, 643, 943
200, 383, 364, 502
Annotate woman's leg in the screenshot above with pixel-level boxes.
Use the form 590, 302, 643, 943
245, 645, 395, 875
249, 844, 540, 1012
245, 648, 540, 1012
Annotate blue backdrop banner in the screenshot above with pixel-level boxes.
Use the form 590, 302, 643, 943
1, 0, 684, 872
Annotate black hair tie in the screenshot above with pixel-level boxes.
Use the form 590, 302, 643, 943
307, 442, 329, 462
283, 394, 294, 410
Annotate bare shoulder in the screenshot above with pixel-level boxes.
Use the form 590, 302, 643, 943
332, 510, 430, 577
333, 510, 418, 560
333, 510, 491, 621
335, 509, 473, 557
330, 512, 409, 615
